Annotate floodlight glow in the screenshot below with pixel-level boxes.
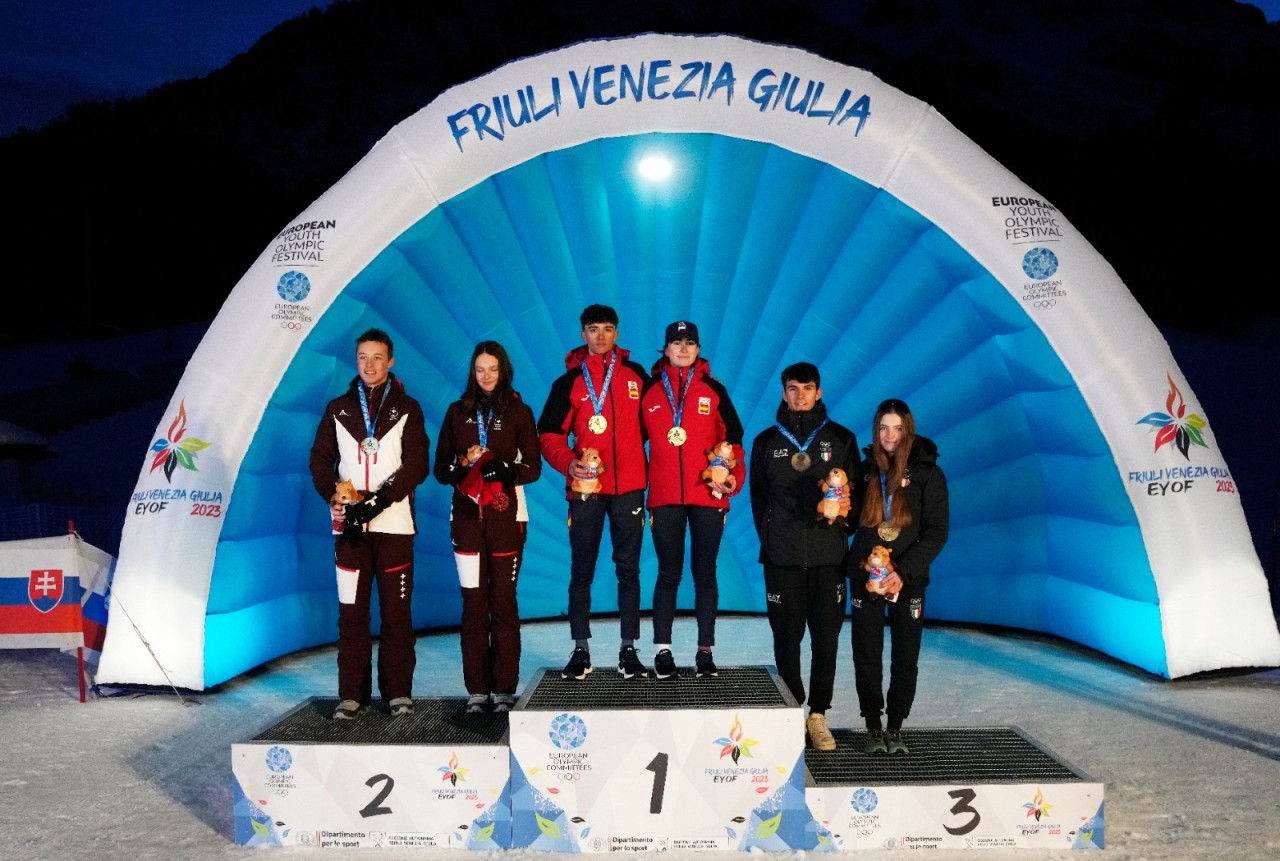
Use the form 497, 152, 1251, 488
637, 154, 672, 180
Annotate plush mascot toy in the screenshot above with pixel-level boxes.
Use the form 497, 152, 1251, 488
701, 440, 738, 499
816, 467, 852, 525
460, 444, 487, 467
863, 544, 900, 602
571, 448, 605, 499
332, 479, 363, 534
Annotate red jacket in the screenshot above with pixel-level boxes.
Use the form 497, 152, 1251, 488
641, 356, 745, 510
537, 345, 649, 499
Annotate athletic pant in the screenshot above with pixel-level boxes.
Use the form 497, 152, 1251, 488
763, 563, 846, 713
452, 518, 526, 697
650, 504, 726, 647
850, 583, 926, 726
567, 489, 645, 643
334, 531, 416, 705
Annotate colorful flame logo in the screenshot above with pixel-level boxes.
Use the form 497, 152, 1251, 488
713, 714, 758, 765
1136, 374, 1208, 460
1022, 787, 1053, 821
437, 750, 469, 786
149, 400, 211, 482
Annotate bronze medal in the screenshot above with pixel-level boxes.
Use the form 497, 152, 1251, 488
588, 414, 608, 434
667, 426, 687, 446
360, 437, 379, 456
790, 451, 811, 472
877, 522, 899, 541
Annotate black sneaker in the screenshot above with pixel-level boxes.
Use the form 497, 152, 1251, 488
695, 650, 718, 677
884, 728, 909, 755
654, 648, 678, 679
561, 647, 593, 680
466, 694, 489, 713
864, 728, 887, 754
491, 693, 515, 712
618, 645, 650, 679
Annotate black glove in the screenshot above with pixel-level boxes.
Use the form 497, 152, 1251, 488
345, 492, 390, 528
480, 460, 517, 484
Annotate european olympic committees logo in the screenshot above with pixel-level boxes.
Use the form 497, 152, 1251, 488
1021, 247, 1058, 280
265, 746, 292, 773
549, 713, 587, 750
276, 271, 311, 302
149, 400, 211, 482
713, 715, 757, 765
851, 787, 879, 814
1136, 374, 1208, 460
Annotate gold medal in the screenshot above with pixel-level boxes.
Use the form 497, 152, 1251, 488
790, 452, 811, 472
877, 522, 899, 541
667, 426, 687, 446
588, 414, 608, 434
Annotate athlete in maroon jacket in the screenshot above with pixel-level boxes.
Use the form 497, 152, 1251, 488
537, 304, 650, 680
309, 328, 430, 720
640, 321, 745, 679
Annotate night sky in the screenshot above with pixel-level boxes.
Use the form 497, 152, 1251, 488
1, 0, 1276, 137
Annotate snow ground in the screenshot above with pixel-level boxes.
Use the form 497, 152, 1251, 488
2, 616, 1279, 860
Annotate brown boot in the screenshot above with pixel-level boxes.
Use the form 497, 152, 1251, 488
806, 712, 836, 751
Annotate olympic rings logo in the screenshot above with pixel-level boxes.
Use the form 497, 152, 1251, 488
1033, 299, 1057, 309
555, 771, 585, 781
280, 320, 306, 330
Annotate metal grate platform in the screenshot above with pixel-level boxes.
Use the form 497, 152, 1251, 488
519, 665, 797, 711
247, 697, 508, 746
805, 726, 1089, 786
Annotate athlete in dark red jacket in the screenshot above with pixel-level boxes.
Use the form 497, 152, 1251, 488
537, 305, 651, 680
308, 328, 430, 720
640, 321, 745, 679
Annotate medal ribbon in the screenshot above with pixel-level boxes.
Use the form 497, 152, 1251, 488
880, 472, 893, 522
580, 349, 617, 420
357, 381, 391, 442
661, 367, 694, 430
476, 409, 493, 448
774, 419, 828, 457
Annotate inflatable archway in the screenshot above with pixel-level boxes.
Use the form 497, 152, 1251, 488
98, 34, 1280, 689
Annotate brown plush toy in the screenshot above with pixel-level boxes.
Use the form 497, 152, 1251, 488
816, 467, 852, 525
460, 444, 487, 467
701, 440, 738, 499
571, 448, 605, 499
864, 544, 900, 602
334, 479, 363, 505
332, 479, 363, 534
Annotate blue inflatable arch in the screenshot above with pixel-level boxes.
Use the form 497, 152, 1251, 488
98, 34, 1280, 689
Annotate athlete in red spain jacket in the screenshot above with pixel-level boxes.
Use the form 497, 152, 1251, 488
641, 355, 745, 509
538, 343, 649, 499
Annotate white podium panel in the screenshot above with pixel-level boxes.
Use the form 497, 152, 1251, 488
232, 698, 511, 849
804, 726, 1104, 851
507, 667, 832, 852
808, 781, 1104, 851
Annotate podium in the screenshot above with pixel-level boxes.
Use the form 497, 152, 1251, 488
507, 666, 826, 852
232, 697, 512, 848
805, 727, 1104, 850
231, 667, 1103, 851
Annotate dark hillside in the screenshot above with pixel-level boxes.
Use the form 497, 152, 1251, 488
2, 0, 1276, 345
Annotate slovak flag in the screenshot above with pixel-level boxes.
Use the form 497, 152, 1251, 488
0, 535, 113, 656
